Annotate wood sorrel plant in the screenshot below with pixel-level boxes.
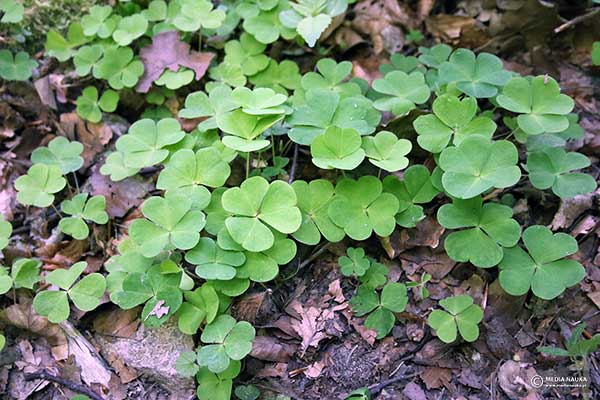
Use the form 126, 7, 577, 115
0, 1, 596, 397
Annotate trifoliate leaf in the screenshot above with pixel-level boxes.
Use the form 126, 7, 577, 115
413, 94, 496, 153
339, 247, 370, 277
115, 118, 185, 168
0, 0, 24, 23
129, 192, 206, 257
99, 151, 139, 181
310, 126, 365, 170
499, 225, 585, 300
93, 47, 144, 90
371, 71, 430, 116
73, 45, 103, 76
112, 14, 148, 46
526, 147, 596, 198
291, 179, 344, 244
15, 164, 66, 207
437, 196, 521, 268
287, 89, 380, 145
170, 0, 225, 32
223, 33, 269, 76
175, 351, 200, 377
176, 284, 220, 334
383, 165, 439, 228
438, 136, 521, 199
185, 237, 245, 280
81, 5, 117, 37
362, 131, 411, 172
438, 49, 511, 98
496, 76, 574, 135
249, 59, 301, 93
328, 176, 399, 240
217, 110, 281, 152
300, 58, 361, 95
45, 23, 89, 62
31, 136, 84, 174
11, 258, 41, 289
222, 176, 301, 252
428, 295, 483, 343
76, 86, 119, 123
0, 50, 37, 81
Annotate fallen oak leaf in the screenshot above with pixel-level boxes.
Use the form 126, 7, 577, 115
137, 30, 214, 93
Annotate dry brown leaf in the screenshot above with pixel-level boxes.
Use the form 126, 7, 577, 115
304, 359, 327, 378
93, 307, 140, 338
420, 366, 452, 389
250, 336, 295, 363
231, 291, 267, 324
137, 30, 214, 93
58, 113, 113, 169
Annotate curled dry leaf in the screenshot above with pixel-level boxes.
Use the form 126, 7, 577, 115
137, 31, 214, 93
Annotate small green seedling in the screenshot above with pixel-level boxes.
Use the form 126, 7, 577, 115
414, 94, 496, 153
438, 136, 521, 199
76, 86, 119, 123
15, 164, 66, 207
526, 147, 596, 198
345, 387, 371, 400
438, 49, 510, 98
339, 247, 370, 277
0, 50, 37, 81
129, 192, 205, 257
497, 76, 574, 135
234, 384, 261, 400
362, 131, 411, 172
328, 176, 399, 240
427, 294, 483, 343
31, 137, 84, 174
59, 194, 109, 240
406, 272, 431, 300
371, 71, 430, 116
383, 165, 439, 228
539, 323, 600, 365
437, 196, 521, 268
197, 314, 255, 373
499, 225, 585, 300
33, 262, 106, 323
221, 176, 301, 252
350, 282, 408, 339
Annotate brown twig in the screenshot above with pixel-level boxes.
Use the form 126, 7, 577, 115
554, 7, 600, 34
25, 371, 105, 400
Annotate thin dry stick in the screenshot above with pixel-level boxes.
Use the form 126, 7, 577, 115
25, 371, 105, 400
554, 7, 600, 34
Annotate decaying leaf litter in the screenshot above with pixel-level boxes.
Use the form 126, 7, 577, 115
0, 0, 599, 400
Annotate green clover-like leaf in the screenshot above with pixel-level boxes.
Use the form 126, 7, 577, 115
170, 0, 225, 32
99, 151, 139, 182
81, 5, 118, 38
0, 214, 12, 251
155, 68, 195, 90
0, 50, 37, 81
73, 45, 104, 76
231, 87, 288, 115
31, 136, 84, 174
185, 237, 245, 280
116, 118, 185, 168
76, 86, 119, 123
243, 0, 297, 44
526, 147, 596, 198
11, 258, 41, 289
223, 33, 269, 76
15, 164, 66, 207
362, 130, 411, 172
59, 193, 108, 240
437, 196, 521, 268
217, 110, 281, 152
328, 176, 399, 240
427, 294, 483, 343
438, 49, 511, 98
0, 0, 24, 23
197, 315, 255, 373
112, 14, 148, 46
175, 350, 200, 377
499, 225, 585, 300
45, 23, 89, 62
372, 71, 430, 116
179, 84, 236, 130
280, 0, 346, 47
438, 136, 521, 199
176, 284, 220, 334
249, 59, 301, 93
93, 47, 144, 90
300, 58, 360, 95
129, 192, 206, 257
497, 76, 574, 135
383, 165, 439, 228
350, 282, 407, 339
288, 89, 380, 145
222, 176, 301, 252
339, 247, 370, 277
196, 361, 241, 400
380, 54, 422, 75
311, 126, 366, 170
291, 179, 344, 244
413, 94, 496, 153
